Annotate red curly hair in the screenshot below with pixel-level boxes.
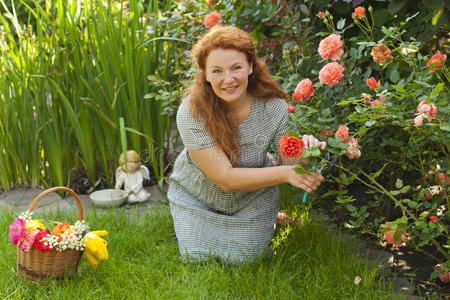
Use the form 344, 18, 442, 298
186, 25, 287, 165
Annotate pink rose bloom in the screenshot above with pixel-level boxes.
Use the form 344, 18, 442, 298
352, 6, 365, 18
438, 173, 449, 184
370, 98, 387, 107
319, 62, 345, 86
384, 228, 408, 246
317, 11, 325, 18
427, 52, 447, 73
318, 34, 344, 61
276, 212, 293, 226
204, 12, 221, 28
17, 229, 39, 252
345, 137, 361, 159
292, 78, 315, 103
9, 218, 27, 245
416, 100, 437, 121
371, 45, 391, 64
414, 114, 424, 127
335, 125, 349, 143
320, 129, 334, 139
366, 77, 379, 89
436, 264, 450, 283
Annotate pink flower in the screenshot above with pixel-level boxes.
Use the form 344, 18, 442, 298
436, 264, 450, 283
414, 114, 423, 127
335, 125, 349, 143
416, 100, 437, 121
33, 230, 53, 251
352, 6, 365, 18
319, 62, 345, 86
370, 97, 387, 107
317, 11, 325, 18
345, 137, 361, 159
383, 225, 408, 246
427, 52, 447, 73
17, 229, 39, 252
438, 173, 449, 184
320, 129, 334, 139
361, 93, 372, 104
318, 34, 344, 61
366, 77, 379, 89
371, 45, 391, 64
9, 218, 27, 245
207, 0, 215, 8
276, 212, 293, 226
292, 78, 315, 103
430, 216, 438, 222
204, 12, 221, 28
287, 104, 295, 113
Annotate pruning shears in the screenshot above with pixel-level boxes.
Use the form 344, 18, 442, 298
302, 152, 337, 204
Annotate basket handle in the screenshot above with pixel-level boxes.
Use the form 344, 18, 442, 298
28, 187, 84, 221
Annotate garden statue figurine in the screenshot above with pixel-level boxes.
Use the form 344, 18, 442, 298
115, 150, 150, 204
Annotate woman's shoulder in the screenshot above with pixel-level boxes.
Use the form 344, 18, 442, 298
256, 97, 288, 115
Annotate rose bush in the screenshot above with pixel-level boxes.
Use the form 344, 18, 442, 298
214, 1, 449, 282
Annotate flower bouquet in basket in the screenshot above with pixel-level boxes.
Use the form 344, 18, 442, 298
8, 187, 109, 282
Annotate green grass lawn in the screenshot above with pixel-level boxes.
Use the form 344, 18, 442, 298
0, 196, 399, 299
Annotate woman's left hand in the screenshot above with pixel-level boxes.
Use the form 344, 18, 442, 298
302, 135, 327, 150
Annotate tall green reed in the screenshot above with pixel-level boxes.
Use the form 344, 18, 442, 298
0, 0, 186, 190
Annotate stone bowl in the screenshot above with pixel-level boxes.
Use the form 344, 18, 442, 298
89, 189, 128, 208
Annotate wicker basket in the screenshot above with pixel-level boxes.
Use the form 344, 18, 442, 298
17, 187, 84, 282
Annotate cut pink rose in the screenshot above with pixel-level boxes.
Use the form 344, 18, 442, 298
17, 229, 39, 252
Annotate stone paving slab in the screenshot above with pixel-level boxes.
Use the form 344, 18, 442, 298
0, 185, 168, 215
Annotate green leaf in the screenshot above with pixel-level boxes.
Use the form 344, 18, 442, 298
406, 200, 418, 209
430, 83, 444, 96
311, 148, 321, 157
303, 149, 312, 158
392, 85, 407, 93
287, 130, 299, 138
390, 70, 400, 83
389, 190, 401, 196
346, 204, 357, 212
336, 18, 346, 30
327, 137, 338, 148
365, 120, 377, 127
395, 178, 403, 189
393, 229, 403, 243
400, 185, 410, 193
388, 0, 407, 14
337, 142, 349, 149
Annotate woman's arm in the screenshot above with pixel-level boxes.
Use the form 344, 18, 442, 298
188, 146, 324, 193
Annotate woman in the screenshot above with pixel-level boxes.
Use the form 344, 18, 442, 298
168, 25, 325, 263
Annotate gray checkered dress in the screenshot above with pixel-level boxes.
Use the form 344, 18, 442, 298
168, 97, 289, 263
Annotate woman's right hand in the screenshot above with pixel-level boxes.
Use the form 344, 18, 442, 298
285, 166, 325, 194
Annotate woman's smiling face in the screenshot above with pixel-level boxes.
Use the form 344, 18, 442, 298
205, 48, 253, 105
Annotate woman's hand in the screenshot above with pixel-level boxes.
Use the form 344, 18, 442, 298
266, 152, 279, 166
285, 166, 325, 194
302, 134, 327, 150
